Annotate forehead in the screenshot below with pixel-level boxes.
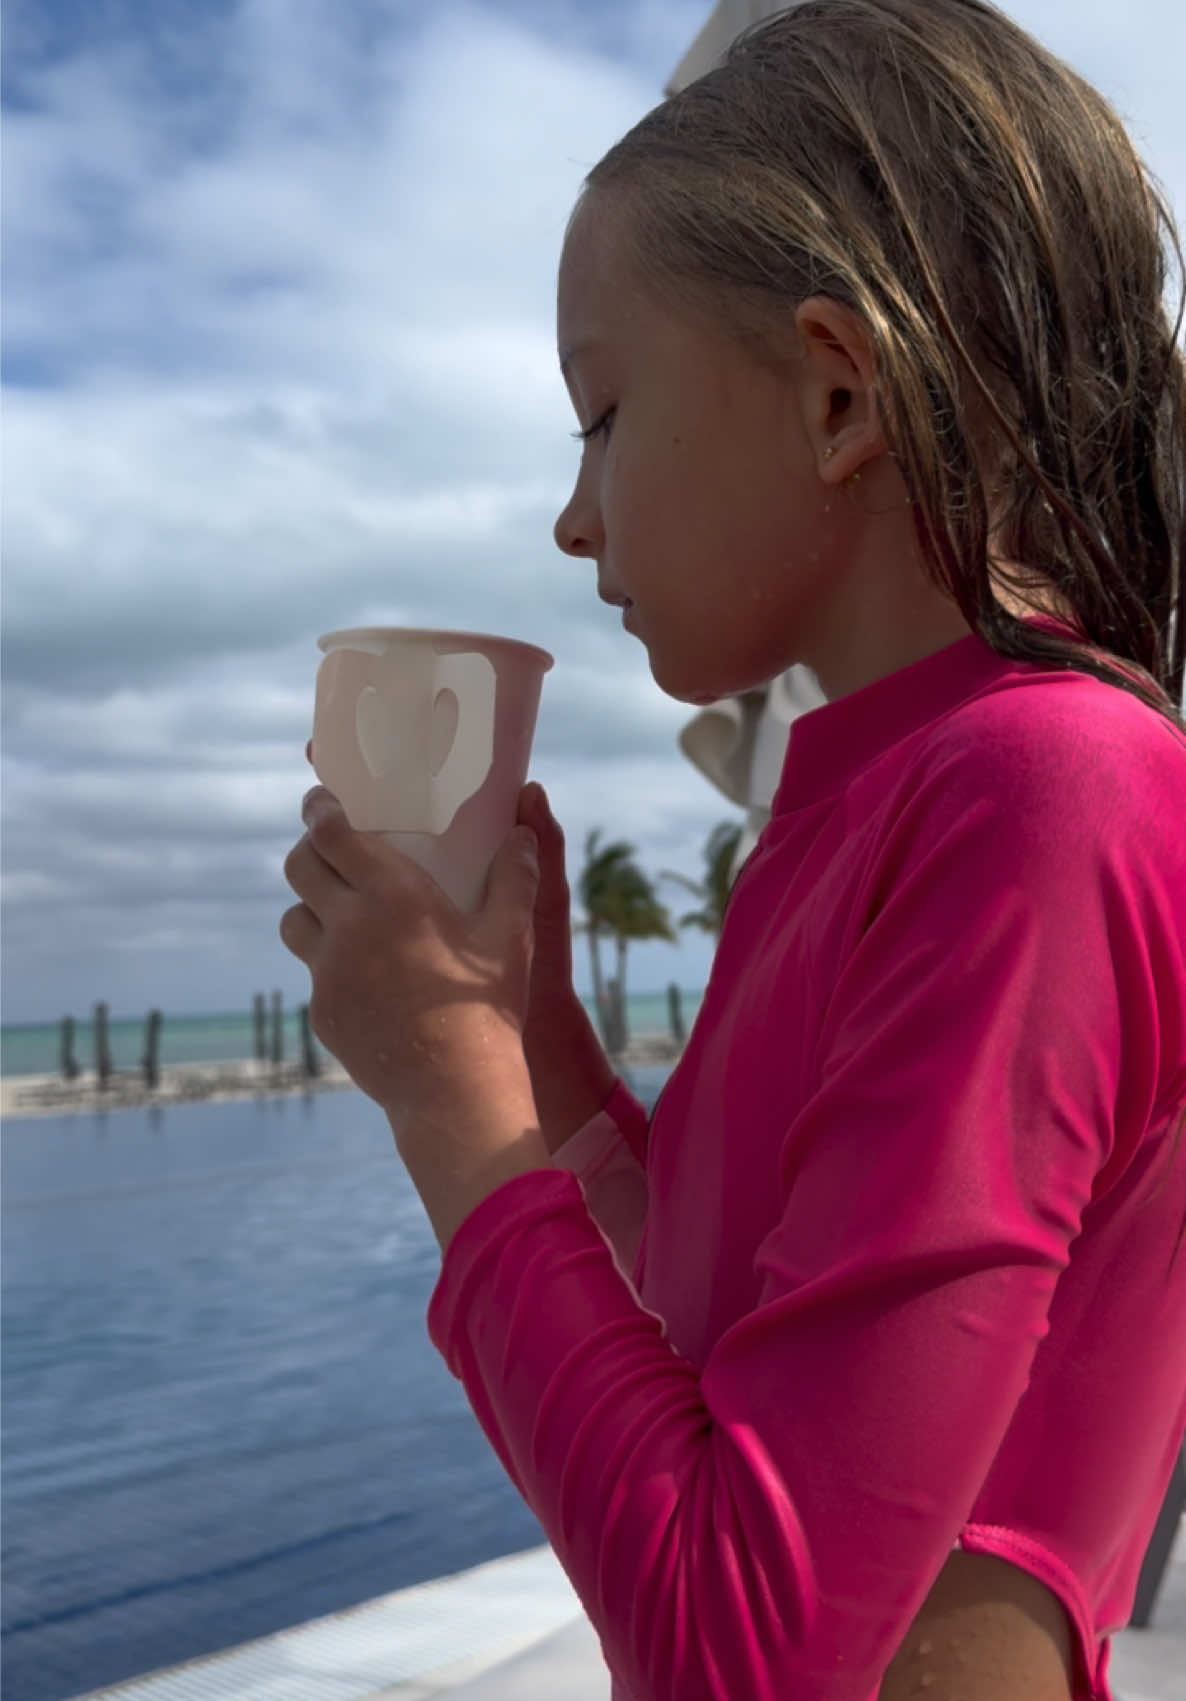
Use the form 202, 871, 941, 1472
557, 194, 649, 344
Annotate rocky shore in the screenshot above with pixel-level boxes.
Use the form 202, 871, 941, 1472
1, 1035, 684, 1122
0, 1059, 356, 1121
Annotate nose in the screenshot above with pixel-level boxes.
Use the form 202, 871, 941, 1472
554, 471, 602, 559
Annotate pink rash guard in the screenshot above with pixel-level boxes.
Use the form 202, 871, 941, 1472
427, 617, 1186, 1701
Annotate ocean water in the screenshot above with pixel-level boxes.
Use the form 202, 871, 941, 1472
0, 1066, 672, 1701
1, 992, 702, 1079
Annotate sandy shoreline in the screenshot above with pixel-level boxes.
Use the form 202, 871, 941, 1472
0, 1036, 683, 1122
0, 1059, 357, 1121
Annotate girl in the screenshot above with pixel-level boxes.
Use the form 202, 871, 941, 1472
280, 3, 1186, 1697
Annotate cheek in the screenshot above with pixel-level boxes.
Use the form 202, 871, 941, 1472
602, 453, 654, 550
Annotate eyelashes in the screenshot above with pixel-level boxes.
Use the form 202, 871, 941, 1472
571, 406, 615, 443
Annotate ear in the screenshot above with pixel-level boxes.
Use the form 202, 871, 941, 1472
792, 296, 886, 484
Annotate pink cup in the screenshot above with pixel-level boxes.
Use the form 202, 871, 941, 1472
311, 627, 553, 912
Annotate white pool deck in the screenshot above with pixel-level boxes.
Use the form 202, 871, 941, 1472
66, 1516, 1183, 1701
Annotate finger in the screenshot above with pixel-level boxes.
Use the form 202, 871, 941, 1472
523, 788, 572, 922
301, 786, 428, 898
517, 781, 543, 825
279, 902, 320, 963
519, 781, 558, 842
284, 831, 350, 916
523, 783, 563, 857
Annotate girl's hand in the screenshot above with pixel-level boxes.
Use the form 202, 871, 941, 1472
280, 786, 550, 1250
518, 782, 618, 1151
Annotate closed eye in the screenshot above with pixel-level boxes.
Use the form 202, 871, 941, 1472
571, 406, 615, 443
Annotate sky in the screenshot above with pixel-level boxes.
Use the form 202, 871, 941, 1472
3, 0, 1184, 1028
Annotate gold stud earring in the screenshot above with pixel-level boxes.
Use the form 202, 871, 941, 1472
823, 446, 837, 462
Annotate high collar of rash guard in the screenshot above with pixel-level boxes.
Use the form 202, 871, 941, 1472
771, 614, 1086, 816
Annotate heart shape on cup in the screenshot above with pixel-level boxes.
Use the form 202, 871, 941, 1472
428, 687, 459, 778
355, 685, 405, 780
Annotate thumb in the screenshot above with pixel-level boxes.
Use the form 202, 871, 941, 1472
484, 824, 540, 919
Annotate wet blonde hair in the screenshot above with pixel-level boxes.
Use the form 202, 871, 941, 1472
581, 0, 1186, 733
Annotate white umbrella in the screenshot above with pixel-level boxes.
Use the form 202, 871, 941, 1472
666, 0, 784, 93
665, 3, 826, 878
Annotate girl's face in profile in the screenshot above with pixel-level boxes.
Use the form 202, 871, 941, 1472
553, 195, 861, 706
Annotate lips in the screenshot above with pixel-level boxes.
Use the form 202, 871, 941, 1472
598, 588, 633, 609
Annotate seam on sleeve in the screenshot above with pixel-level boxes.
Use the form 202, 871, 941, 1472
958, 1523, 1101, 1700
604, 1077, 651, 1165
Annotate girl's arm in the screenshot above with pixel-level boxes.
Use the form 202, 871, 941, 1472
550, 1076, 650, 1285
427, 732, 1186, 1701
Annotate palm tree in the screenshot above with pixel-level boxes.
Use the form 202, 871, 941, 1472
578, 830, 677, 1052
660, 819, 744, 940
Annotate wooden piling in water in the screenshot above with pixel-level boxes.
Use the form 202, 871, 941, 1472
270, 990, 284, 1065
298, 1005, 320, 1078
60, 1016, 81, 1081
142, 1009, 163, 1089
667, 983, 686, 1047
93, 1001, 112, 1088
253, 993, 268, 1065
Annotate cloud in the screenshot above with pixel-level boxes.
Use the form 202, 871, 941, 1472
3, 3, 653, 691
2, 0, 727, 1024
2, 0, 1182, 1026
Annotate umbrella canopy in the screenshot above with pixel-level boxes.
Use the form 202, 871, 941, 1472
666, 0, 783, 93
665, 2, 824, 879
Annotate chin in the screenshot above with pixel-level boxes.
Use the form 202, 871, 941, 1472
647, 646, 752, 707
653, 672, 726, 707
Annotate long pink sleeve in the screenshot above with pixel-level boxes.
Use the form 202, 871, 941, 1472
427, 635, 1186, 1701
551, 1078, 649, 1285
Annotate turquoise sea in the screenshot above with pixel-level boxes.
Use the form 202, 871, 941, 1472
0, 990, 703, 1079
